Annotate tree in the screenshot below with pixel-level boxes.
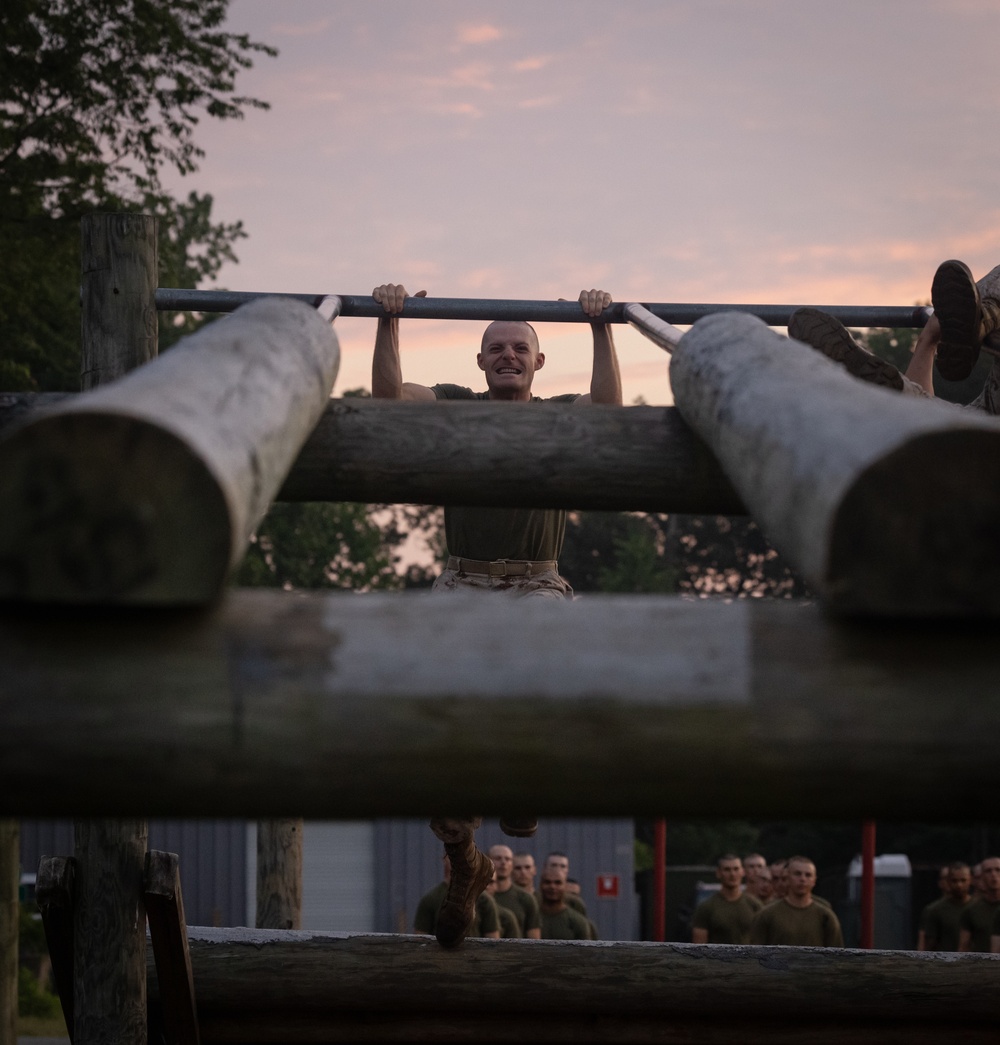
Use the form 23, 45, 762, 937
0, 0, 276, 389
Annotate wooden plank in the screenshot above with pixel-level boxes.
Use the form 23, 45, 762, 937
1, 395, 746, 514
36, 855, 76, 1042
144, 851, 200, 1045
145, 927, 1000, 1043
2, 592, 999, 820
670, 312, 1000, 616
256, 820, 303, 930
0, 298, 340, 605
0, 820, 18, 1045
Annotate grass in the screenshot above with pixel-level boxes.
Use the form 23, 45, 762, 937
17, 1012, 69, 1038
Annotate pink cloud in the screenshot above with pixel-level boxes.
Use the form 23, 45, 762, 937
457, 23, 503, 45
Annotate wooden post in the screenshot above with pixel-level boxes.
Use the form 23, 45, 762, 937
0, 299, 340, 605
80, 213, 159, 388
75, 212, 156, 1045
36, 856, 76, 1040
143, 851, 199, 1045
74, 820, 148, 1044
670, 311, 1000, 616
256, 821, 303, 930
0, 820, 18, 1045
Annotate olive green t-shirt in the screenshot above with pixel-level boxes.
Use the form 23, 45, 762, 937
494, 884, 541, 935
750, 899, 844, 947
432, 385, 580, 561
413, 881, 500, 937
540, 906, 591, 940
960, 897, 1000, 952
496, 903, 521, 939
920, 895, 969, 951
691, 891, 763, 944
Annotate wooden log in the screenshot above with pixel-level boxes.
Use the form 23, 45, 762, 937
144, 851, 200, 1045
0, 297, 340, 604
36, 856, 76, 1041
0, 395, 746, 514
279, 399, 744, 513
2, 592, 999, 820
74, 820, 148, 1044
81, 213, 159, 389
670, 312, 1000, 616
0, 820, 18, 1045
147, 927, 1000, 1044
256, 820, 303, 930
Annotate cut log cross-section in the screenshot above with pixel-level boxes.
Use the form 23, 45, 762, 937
0, 297, 340, 605
670, 311, 1000, 616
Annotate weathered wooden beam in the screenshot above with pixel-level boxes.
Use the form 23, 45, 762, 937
281, 398, 745, 512
0, 395, 746, 514
670, 312, 1000, 616
0, 820, 18, 1045
148, 927, 1000, 1044
0, 297, 340, 604
2, 591, 999, 820
36, 856, 76, 1042
144, 851, 200, 1045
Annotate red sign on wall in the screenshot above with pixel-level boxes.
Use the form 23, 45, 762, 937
596, 873, 619, 898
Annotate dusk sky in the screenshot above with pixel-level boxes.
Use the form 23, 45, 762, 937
167, 1, 1000, 403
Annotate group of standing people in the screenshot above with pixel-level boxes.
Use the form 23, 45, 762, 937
691, 853, 843, 947
414, 846, 599, 942
918, 856, 1000, 953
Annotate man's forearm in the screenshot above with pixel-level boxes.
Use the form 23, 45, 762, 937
372, 316, 403, 398
590, 324, 623, 405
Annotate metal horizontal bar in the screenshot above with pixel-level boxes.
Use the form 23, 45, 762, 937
154, 288, 934, 328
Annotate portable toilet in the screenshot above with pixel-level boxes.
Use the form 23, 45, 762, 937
844, 853, 912, 950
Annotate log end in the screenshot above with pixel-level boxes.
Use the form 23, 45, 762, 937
827, 428, 1000, 616
0, 411, 233, 604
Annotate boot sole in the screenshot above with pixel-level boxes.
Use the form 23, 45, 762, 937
932, 259, 980, 382
788, 308, 903, 390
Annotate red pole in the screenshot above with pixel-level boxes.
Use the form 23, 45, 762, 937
860, 820, 876, 948
652, 819, 666, 942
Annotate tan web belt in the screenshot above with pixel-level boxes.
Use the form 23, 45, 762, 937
446, 556, 558, 578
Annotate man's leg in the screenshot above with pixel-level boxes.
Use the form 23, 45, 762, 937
904, 314, 939, 395
787, 308, 929, 396
429, 817, 494, 948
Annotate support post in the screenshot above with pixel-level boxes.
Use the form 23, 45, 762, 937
256, 820, 303, 930
0, 820, 18, 1045
75, 212, 156, 1045
144, 851, 199, 1045
860, 821, 876, 949
670, 312, 1000, 616
36, 856, 76, 1040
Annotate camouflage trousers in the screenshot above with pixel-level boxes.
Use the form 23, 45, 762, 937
432, 566, 573, 600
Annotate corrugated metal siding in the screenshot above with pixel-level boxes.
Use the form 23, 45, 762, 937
245, 821, 376, 931
375, 818, 637, 940
19, 819, 248, 927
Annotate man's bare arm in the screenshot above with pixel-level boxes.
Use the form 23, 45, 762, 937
958, 928, 972, 952
574, 288, 622, 406
691, 927, 709, 945
371, 283, 435, 401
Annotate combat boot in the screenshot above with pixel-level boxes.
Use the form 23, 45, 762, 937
435, 836, 494, 949
932, 260, 1000, 381
499, 817, 538, 838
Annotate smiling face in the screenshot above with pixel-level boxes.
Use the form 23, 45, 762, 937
477, 320, 544, 400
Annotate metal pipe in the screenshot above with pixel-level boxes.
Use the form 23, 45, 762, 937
652, 820, 667, 943
860, 821, 877, 949
154, 288, 933, 329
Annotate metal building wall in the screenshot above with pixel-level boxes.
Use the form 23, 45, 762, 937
375, 818, 637, 940
19, 819, 248, 927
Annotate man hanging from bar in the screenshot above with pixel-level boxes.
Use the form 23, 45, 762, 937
370, 281, 622, 948
787, 260, 1000, 412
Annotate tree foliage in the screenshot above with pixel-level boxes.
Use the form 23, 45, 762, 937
0, 0, 276, 390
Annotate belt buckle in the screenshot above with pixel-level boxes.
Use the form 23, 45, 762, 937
489, 560, 508, 577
